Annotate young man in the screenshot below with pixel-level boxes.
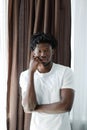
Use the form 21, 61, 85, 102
19, 32, 74, 130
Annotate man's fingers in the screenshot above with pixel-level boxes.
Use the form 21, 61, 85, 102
35, 57, 42, 63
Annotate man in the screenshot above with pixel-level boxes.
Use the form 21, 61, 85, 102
19, 32, 74, 130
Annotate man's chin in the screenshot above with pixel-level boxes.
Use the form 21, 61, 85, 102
41, 61, 51, 66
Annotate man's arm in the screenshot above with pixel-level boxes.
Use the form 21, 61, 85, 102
20, 88, 32, 130
24, 113, 32, 130
22, 70, 37, 112
22, 56, 40, 113
35, 88, 74, 114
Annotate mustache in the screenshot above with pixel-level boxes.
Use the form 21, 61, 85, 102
33, 56, 45, 62
33, 55, 47, 60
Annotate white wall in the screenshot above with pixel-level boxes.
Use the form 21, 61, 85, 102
0, 0, 8, 130
71, 0, 87, 130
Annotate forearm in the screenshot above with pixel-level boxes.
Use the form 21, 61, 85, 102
22, 71, 37, 112
35, 89, 74, 114
35, 101, 70, 114
24, 113, 32, 130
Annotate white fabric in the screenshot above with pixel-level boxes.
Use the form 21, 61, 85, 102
19, 63, 74, 130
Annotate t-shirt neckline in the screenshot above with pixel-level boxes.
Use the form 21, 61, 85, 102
36, 63, 55, 77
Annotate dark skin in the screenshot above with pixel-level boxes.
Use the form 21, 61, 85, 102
22, 43, 74, 114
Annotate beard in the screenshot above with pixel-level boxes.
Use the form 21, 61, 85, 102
41, 61, 52, 67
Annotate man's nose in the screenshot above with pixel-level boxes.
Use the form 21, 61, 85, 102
41, 51, 46, 57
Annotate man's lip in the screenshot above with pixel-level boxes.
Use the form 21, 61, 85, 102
39, 59, 47, 63
40, 57, 47, 61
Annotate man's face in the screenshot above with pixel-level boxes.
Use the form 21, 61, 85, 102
33, 43, 54, 66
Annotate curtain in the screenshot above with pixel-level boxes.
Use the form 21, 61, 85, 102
7, 0, 71, 130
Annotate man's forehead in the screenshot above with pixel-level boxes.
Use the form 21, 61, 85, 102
36, 43, 51, 48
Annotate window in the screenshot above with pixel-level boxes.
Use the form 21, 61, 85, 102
0, 0, 8, 129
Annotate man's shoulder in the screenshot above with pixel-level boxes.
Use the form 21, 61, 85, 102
19, 69, 29, 88
53, 63, 73, 78
21, 69, 28, 74
20, 69, 29, 80
54, 63, 71, 71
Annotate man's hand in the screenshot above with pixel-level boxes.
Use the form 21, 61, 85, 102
29, 55, 41, 73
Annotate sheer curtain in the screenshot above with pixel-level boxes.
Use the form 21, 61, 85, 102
71, 0, 87, 130
0, 0, 8, 130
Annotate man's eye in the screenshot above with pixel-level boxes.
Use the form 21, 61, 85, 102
39, 50, 41, 53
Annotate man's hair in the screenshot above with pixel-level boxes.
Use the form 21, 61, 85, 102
30, 32, 57, 51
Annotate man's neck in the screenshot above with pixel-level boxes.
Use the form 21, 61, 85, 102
37, 62, 53, 73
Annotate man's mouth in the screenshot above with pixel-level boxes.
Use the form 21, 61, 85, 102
40, 57, 47, 62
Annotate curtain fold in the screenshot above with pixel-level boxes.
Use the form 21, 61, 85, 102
7, 0, 19, 130
7, 0, 71, 130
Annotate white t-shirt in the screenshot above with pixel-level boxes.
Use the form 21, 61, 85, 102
19, 63, 74, 130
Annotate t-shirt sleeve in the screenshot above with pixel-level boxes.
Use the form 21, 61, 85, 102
19, 72, 28, 97
19, 71, 34, 113
61, 67, 74, 90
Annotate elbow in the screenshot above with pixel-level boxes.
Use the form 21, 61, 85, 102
65, 106, 72, 112
22, 102, 30, 113
23, 106, 33, 113
22, 94, 37, 112
22, 104, 33, 113
22, 100, 37, 112
64, 102, 73, 112
23, 107, 31, 113
65, 100, 74, 112
61, 98, 74, 112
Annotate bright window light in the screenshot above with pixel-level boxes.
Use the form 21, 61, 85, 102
0, 0, 8, 130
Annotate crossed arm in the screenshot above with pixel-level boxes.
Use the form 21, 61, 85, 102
21, 70, 74, 114
35, 88, 74, 114
21, 51, 74, 114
